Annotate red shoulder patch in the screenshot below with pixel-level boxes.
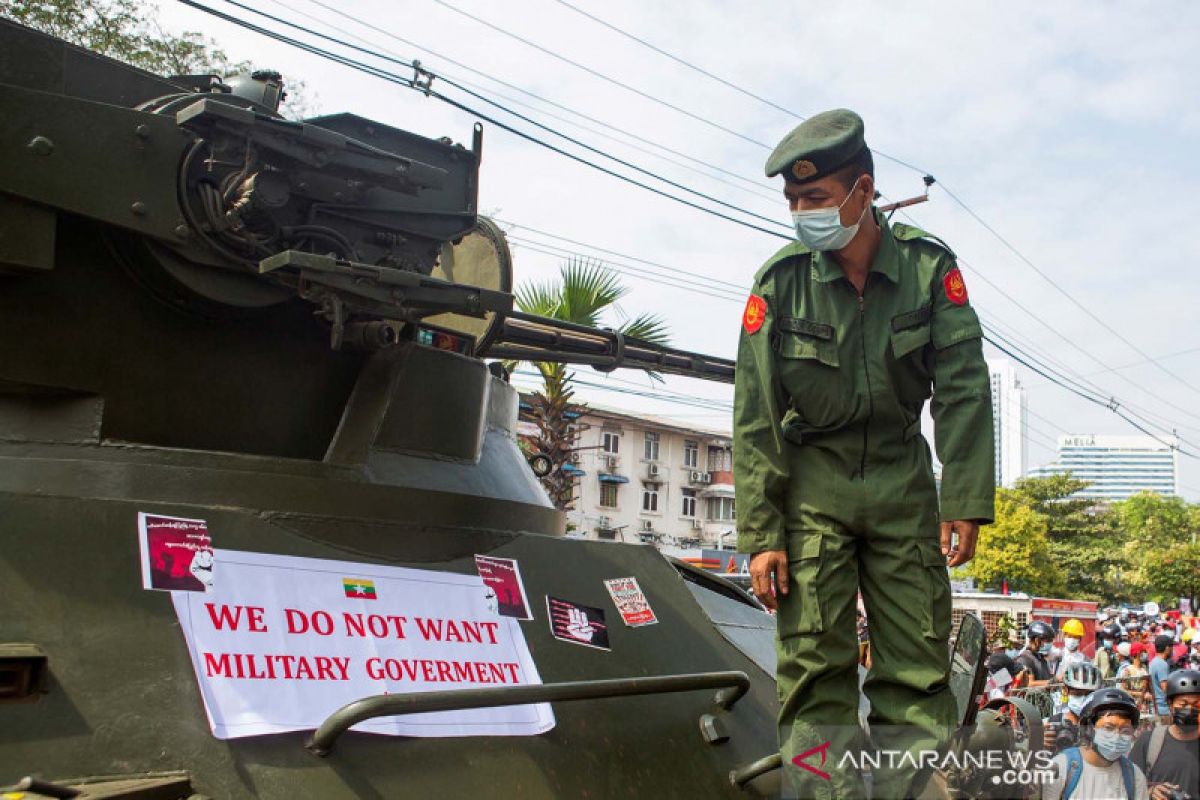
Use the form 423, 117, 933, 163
742, 294, 767, 334
943, 267, 968, 306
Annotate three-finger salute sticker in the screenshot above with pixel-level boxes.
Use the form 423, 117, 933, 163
547, 596, 610, 651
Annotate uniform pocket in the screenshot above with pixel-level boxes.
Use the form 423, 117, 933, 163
888, 310, 933, 404
776, 320, 848, 429
917, 540, 950, 641
779, 530, 825, 638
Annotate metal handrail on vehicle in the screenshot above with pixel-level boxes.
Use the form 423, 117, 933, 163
729, 752, 783, 789
307, 670, 751, 756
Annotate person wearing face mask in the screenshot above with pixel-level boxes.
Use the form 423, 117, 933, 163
1043, 688, 1150, 800
1131, 670, 1200, 800
1013, 620, 1056, 687
1121, 644, 1153, 712
1043, 662, 1104, 754
1057, 618, 1090, 681
734, 109, 995, 800
1098, 627, 1122, 680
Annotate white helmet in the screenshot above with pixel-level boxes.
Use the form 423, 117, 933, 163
1116, 641, 1132, 657
1063, 662, 1102, 691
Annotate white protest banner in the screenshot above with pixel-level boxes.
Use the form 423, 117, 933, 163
171, 549, 554, 740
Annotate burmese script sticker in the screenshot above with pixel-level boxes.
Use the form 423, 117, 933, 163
473, 555, 533, 620
171, 550, 554, 739
603, 576, 658, 627
138, 512, 214, 592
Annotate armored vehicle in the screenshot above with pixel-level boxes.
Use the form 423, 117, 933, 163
0, 18, 1030, 798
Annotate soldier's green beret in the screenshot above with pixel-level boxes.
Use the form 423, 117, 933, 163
764, 108, 867, 182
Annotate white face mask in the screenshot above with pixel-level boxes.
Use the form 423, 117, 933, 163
1064, 637, 1080, 652
791, 176, 870, 251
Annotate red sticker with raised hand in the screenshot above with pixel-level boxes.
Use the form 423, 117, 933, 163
743, 294, 767, 334
943, 267, 968, 306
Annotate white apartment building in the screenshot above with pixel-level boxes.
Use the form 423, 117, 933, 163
988, 359, 1027, 487
1029, 434, 1178, 501
544, 403, 738, 549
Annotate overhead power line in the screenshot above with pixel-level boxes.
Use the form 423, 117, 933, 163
430, 0, 772, 150
294, 0, 781, 197
545, 1, 1200, 399
175, 0, 1199, 456
179, 0, 792, 240
271, 0, 782, 206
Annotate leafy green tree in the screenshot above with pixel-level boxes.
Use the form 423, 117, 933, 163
1113, 491, 1200, 609
513, 258, 668, 511
1009, 474, 1131, 603
1, 0, 312, 117
966, 489, 1064, 596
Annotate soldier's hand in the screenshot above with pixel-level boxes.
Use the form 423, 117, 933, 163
749, 550, 788, 612
940, 520, 979, 567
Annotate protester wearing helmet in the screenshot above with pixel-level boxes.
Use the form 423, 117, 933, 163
1014, 620, 1056, 686
1043, 662, 1103, 754
1057, 618, 1090, 681
1042, 688, 1149, 800
1131, 669, 1200, 800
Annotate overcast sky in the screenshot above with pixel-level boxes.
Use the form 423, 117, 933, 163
158, 0, 1200, 498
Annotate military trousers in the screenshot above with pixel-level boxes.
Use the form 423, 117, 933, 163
775, 432, 956, 800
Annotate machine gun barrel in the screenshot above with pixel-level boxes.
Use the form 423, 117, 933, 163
484, 311, 735, 383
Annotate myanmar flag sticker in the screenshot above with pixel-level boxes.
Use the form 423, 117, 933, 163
343, 578, 377, 600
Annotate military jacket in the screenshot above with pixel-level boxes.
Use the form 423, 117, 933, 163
733, 210, 995, 554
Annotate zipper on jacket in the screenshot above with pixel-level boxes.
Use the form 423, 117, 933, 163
858, 292, 872, 480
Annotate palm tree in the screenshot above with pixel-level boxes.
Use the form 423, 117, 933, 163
513, 257, 669, 511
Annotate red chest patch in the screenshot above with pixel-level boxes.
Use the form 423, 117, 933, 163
742, 294, 767, 334
943, 267, 968, 306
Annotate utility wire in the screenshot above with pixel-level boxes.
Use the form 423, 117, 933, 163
431, 0, 772, 150
547, 1, 1200, 398
297, 0, 780, 195
180, 0, 792, 240
175, 0, 1198, 456
984, 335, 1194, 458
937, 183, 1200, 398
498, 217, 749, 292
217, 0, 787, 230
266, 0, 777, 206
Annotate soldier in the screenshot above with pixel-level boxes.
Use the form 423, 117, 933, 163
734, 109, 995, 799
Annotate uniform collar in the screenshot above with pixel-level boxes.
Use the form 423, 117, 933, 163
810, 208, 900, 285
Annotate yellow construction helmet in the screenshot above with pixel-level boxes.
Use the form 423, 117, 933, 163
1062, 618, 1085, 638
1183, 627, 1195, 643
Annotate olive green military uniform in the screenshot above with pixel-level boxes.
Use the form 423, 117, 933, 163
734, 111, 995, 799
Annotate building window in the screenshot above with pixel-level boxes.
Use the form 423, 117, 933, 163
707, 496, 735, 521
683, 440, 698, 468
707, 446, 731, 472
600, 483, 618, 508
642, 483, 659, 512
602, 432, 620, 454
681, 488, 696, 517
644, 431, 660, 461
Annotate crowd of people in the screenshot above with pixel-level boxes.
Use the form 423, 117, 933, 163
983, 611, 1200, 800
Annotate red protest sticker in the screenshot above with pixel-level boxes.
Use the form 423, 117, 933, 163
138, 512, 213, 592
743, 294, 767, 334
474, 555, 533, 620
604, 576, 658, 627
943, 267, 968, 306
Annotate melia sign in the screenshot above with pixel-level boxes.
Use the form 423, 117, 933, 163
172, 550, 553, 739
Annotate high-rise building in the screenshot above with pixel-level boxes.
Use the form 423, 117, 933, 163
1029, 434, 1178, 501
988, 360, 1027, 487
